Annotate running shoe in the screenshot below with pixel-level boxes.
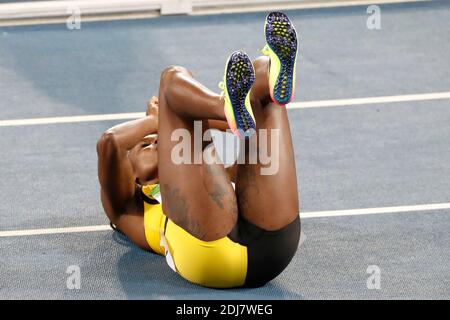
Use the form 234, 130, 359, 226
261, 11, 298, 105
219, 51, 256, 139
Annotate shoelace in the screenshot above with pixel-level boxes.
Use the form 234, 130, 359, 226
260, 44, 270, 55
218, 81, 226, 100
260, 45, 272, 76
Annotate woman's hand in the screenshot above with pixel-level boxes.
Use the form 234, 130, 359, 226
146, 96, 159, 117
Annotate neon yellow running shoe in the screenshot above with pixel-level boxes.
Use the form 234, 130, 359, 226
261, 11, 298, 105
219, 51, 256, 139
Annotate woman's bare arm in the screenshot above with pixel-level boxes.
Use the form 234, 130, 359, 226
97, 114, 159, 250
97, 115, 158, 215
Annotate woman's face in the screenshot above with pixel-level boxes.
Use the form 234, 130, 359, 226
128, 134, 158, 185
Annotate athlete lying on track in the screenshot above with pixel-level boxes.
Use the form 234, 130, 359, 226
97, 12, 300, 288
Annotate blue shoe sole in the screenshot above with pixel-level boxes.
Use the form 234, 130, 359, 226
265, 12, 298, 105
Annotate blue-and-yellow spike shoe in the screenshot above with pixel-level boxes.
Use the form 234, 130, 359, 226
219, 51, 256, 139
261, 11, 298, 106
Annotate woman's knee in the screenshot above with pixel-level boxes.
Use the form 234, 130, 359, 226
160, 65, 191, 86
159, 65, 193, 105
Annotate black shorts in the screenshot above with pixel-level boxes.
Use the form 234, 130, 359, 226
228, 215, 301, 287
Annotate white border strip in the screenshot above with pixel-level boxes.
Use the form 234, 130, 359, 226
1, 202, 449, 238
1, 91, 450, 127
0, 0, 428, 21
0, 0, 162, 20
192, 0, 428, 15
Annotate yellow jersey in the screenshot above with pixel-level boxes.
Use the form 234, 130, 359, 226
142, 184, 248, 288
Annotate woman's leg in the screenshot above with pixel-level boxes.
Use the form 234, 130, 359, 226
236, 56, 299, 231
157, 66, 238, 241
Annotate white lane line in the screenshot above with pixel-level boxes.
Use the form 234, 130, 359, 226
301, 202, 450, 219
1, 202, 449, 238
0, 112, 145, 127
289, 91, 450, 109
0, 225, 111, 237
1, 92, 450, 127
